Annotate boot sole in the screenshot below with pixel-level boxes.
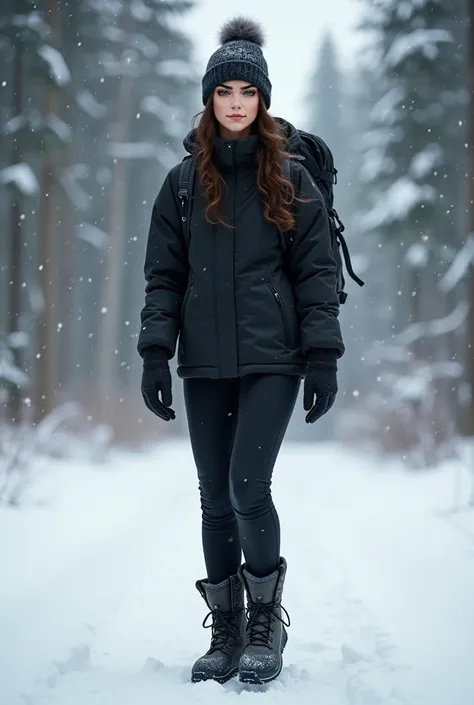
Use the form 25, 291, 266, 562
238, 630, 288, 685
238, 662, 282, 685
191, 666, 238, 684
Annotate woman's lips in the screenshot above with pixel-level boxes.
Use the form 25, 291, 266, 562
228, 116, 245, 120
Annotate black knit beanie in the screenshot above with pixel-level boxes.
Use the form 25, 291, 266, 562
202, 17, 272, 109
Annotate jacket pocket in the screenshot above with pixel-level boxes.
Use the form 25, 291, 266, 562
267, 282, 291, 348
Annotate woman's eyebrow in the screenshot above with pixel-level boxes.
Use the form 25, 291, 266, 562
217, 83, 256, 90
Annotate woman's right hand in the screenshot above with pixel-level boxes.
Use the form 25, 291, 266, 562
303, 349, 338, 423
141, 346, 175, 421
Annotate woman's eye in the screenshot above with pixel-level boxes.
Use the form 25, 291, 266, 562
217, 89, 255, 97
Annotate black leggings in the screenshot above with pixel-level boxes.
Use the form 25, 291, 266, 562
183, 374, 300, 584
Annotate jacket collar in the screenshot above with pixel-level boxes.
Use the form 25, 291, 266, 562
182, 117, 301, 167
212, 133, 259, 169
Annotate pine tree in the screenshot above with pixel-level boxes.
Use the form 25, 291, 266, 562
0, 0, 70, 423
306, 35, 346, 165
305, 33, 353, 219
2, 0, 198, 438
360, 0, 466, 318
356, 0, 467, 465
70, 0, 198, 425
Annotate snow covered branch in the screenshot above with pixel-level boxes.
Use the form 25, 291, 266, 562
396, 301, 468, 346
385, 29, 453, 68
76, 223, 108, 250
439, 235, 474, 293
37, 45, 71, 86
0, 345, 29, 388
0, 164, 39, 196
358, 177, 436, 230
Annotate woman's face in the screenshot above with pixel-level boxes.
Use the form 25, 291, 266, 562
213, 80, 259, 138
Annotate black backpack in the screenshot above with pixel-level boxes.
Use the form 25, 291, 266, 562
282, 130, 364, 303
177, 130, 364, 304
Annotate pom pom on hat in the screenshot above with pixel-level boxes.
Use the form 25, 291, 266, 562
219, 16, 265, 47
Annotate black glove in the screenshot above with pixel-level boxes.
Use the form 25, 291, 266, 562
141, 346, 175, 421
303, 349, 338, 424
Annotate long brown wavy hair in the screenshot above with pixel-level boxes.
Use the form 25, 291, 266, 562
192, 93, 304, 232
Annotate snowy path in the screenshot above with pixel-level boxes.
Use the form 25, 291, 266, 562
1, 441, 474, 705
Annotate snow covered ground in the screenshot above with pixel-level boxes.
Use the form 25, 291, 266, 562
1, 439, 474, 705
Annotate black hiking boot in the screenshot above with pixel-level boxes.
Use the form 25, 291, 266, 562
191, 573, 245, 684
237, 557, 290, 684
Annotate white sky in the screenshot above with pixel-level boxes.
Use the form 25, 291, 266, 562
179, 0, 365, 126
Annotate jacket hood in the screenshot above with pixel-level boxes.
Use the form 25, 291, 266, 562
183, 128, 196, 155
273, 117, 302, 154
182, 117, 302, 156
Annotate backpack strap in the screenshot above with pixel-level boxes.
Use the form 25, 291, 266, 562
320, 169, 337, 184
332, 222, 365, 288
280, 158, 297, 253
178, 155, 196, 248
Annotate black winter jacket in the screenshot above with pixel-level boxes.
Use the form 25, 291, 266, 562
137, 119, 345, 379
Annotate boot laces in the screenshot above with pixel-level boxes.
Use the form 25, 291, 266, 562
202, 606, 242, 652
246, 598, 290, 647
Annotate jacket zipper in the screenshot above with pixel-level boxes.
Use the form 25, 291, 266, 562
231, 142, 237, 371
212, 226, 221, 375
267, 282, 291, 348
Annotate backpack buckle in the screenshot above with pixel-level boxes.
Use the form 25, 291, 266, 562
331, 208, 345, 233
178, 188, 188, 222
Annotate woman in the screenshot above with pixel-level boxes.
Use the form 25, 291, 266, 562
137, 16, 344, 685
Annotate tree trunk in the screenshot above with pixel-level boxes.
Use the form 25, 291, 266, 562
56, 9, 74, 405
7, 42, 23, 425
56, 182, 74, 402
467, 0, 474, 438
34, 0, 60, 423
96, 3, 134, 423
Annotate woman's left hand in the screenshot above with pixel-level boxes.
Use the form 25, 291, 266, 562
303, 350, 338, 424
